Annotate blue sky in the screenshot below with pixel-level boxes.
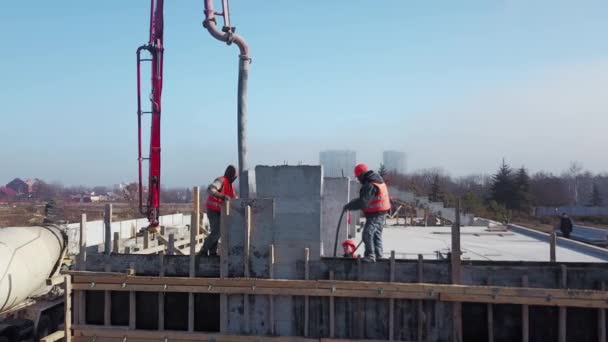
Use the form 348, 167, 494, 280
1, 1, 607, 186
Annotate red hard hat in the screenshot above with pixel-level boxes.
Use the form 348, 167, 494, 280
354, 163, 368, 178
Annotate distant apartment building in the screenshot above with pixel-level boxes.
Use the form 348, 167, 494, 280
383, 150, 406, 174
319, 150, 356, 177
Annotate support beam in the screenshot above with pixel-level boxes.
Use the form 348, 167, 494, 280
304, 248, 309, 337
269, 244, 275, 335
64, 275, 72, 342
167, 233, 175, 255
487, 303, 494, 342
451, 200, 462, 342
600, 282, 607, 342
550, 232, 557, 262
559, 265, 567, 342
219, 201, 229, 333
389, 250, 395, 341
104, 263, 111, 326
158, 253, 165, 331
522, 275, 529, 342
143, 230, 149, 249
329, 270, 335, 338
129, 262, 136, 330
417, 254, 424, 342
189, 186, 199, 333
104, 204, 112, 255
76, 214, 87, 325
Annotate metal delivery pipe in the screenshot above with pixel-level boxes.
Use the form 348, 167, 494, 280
0, 226, 66, 313
202, 0, 250, 197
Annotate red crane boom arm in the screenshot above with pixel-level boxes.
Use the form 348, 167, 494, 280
136, 0, 164, 227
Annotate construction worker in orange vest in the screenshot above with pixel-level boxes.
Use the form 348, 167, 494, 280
343, 164, 390, 262
199, 165, 237, 256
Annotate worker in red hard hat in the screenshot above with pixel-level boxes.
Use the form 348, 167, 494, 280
199, 165, 238, 256
342, 235, 359, 258
343, 163, 390, 262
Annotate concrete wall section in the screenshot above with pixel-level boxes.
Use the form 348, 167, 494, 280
321, 177, 350, 256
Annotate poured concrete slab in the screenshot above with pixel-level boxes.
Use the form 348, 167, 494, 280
351, 225, 608, 262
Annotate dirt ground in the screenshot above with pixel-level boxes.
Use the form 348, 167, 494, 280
0, 202, 192, 227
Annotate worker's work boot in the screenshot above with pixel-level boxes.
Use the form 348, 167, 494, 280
361, 256, 375, 263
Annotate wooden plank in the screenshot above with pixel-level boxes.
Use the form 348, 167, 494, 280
73, 325, 406, 342
304, 247, 309, 337
104, 204, 112, 255
417, 254, 424, 342
158, 252, 165, 331
329, 270, 335, 338
550, 233, 557, 262
269, 244, 275, 335
69, 275, 608, 308
522, 275, 529, 342
64, 275, 72, 342
72, 325, 399, 342
40, 330, 65, 342
103, 262, 111, 326
559, 265, 567, 342
129, 262, 136, 330
389, 250, 395, 341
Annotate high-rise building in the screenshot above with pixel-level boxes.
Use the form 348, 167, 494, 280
319, 150, 357, 178
383, 151, 406, 174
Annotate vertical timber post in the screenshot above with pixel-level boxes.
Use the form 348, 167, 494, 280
158, 252, 165, 330
550, 232, 557, 262
168, 234, 175, 255
219, 201, 230, 333
104, 204, 112, 254
129, 262, 136, 330
304, 248, 310, 337
522, 275, 529, 342
104, 263, 111, 326
188, 186, 199, 332
599, 282, 606, 342
64, 275, 72, 342
389, 250, 395, 341
451, 200, 463, 342
243, 205, 251, 334
559, 265, 567, 342
329, 270, 335, 338
417, 254, 425, 342
76, 214, 87, 324
269, 244, 275, 335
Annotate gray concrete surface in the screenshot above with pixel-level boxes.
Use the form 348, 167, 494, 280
321, 177, 350, 256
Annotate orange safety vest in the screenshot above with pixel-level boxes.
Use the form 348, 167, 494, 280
362, 182, 391, 214
206, 176, 235, 212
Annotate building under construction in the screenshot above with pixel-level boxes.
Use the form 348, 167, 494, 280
36, 165, 607, 342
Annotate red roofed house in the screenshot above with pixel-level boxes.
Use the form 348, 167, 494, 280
6, 178, 28, 195
0, 186, 17, 203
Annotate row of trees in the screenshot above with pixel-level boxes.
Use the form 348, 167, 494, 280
384, 161, 606, 218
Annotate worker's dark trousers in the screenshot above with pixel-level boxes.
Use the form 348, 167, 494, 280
362, 214, 385, 260
200, 209, 221, 255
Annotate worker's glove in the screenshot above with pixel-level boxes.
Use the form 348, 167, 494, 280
342, 204, 349, 212
222, 194, 231, 201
